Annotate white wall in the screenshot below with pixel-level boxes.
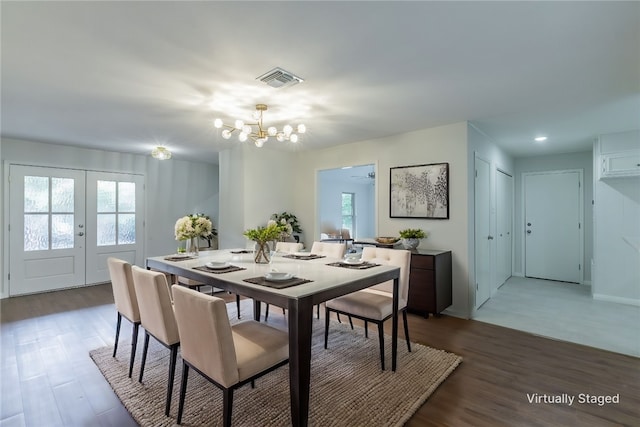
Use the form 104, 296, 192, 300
1, 138, 219, 298
218, 144, 298, 249
513, 151, 593, 282
294, 122, 471, 318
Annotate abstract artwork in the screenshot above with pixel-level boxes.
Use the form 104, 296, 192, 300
390, 163, 449, 219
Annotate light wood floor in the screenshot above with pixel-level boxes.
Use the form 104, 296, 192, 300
1, 284, 638, 426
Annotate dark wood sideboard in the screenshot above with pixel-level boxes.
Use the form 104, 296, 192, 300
407, 249, 452, 318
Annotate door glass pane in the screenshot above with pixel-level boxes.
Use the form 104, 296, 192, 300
24, 214, 49, 251
118, 214, 136, 244
51, 178, 74, 212
97, 181, 116, 212
24, 176, 49, 212
97, 214, 116, 246
118, 182, 135, 212
52, 214, 74, 249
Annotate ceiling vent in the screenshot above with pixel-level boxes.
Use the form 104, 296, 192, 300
256, 67, 304, 89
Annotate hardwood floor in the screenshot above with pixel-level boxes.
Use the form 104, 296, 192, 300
1, 284, 638, 426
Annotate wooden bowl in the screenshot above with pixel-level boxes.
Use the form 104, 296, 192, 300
375, 237, 399, 245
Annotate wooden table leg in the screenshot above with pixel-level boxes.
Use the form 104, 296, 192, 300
287, 297, 313, 427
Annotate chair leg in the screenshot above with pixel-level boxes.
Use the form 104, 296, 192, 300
336, 313, 342, 323
166, 344, 179, 416
265, 304, 270, 321
348, 315, 354, 330
113, 312, 122, 357
378, 322, 385, 371
236, 294, 241, 319
364, 320, 368, 338
222, 388, 234, 427
324, 307, 330, 349
402, 309, 412, 352
177, 362, 189, 425
129, 322, 139, 378
138, 332, 150, 383
316, 304, 320, 319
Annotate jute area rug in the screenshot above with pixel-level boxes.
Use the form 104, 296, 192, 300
90, 302, 461, 427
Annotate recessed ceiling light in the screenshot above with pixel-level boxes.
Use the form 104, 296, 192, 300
534, 136, 548, 142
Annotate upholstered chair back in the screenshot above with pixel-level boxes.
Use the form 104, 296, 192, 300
275, 241, 304, 253
172, 285, 240, 388
107, 257, 140, 323
310, 241, 347, 259
131, 266, 180, 346
360, 247, 411, 308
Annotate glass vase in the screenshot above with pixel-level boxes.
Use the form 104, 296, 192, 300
186, 237, 199, 256
254, 241, 271, 264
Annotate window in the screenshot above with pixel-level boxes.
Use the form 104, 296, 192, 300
96, 180, 136, 246
24, 176, 75, 251
341, 192, 355, 238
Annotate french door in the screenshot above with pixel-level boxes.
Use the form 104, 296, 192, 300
9, 165, 144, 296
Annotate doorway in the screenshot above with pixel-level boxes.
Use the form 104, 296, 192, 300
317, 164, 375, 240
8, 165, 144, 296
523, 170, 583, 283
496, 169, 513, 290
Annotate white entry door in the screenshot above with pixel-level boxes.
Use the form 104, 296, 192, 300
85, 171, 145, 284
496, 170, 513, 288
475, 156, 491, 308
524, 171, 582, 283
9, 165, 144, 295
9, 165, 86, 295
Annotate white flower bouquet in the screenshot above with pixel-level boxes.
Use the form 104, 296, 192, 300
175, 214, 214, 241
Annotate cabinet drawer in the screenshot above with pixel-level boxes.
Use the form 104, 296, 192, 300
411, 254, 434, 269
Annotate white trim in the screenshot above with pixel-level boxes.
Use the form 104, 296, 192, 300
593, 293, 640, 307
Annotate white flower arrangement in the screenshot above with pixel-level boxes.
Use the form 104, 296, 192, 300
174, 214, 214, 241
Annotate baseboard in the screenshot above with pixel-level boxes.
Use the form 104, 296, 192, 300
593, 293, 640, 307
512, 271, 524, 278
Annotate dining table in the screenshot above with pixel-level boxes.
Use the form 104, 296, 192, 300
146, 249, 401, 427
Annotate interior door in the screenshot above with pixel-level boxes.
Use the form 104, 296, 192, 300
9, 165, 86, 296
524, 171, 582, 283
85, 171, 145, 284
474, 156, 491, 308
496, 170, 513, 288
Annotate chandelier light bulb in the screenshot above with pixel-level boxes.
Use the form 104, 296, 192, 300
297, 124, 306, 134
255, 138, 267, 148
268, 126, 277, 136
290, 134, 299, 143
253, 110, 262, 120
283, 124, 293, 136
276, 133, 286, 142
234, 119, 244, 129
238, 132, 248, 142
242, 125, 252, 135
221, 129, 232, 139
213, 118, 223, 128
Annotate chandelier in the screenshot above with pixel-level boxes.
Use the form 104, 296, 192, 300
213, 104, 306, 148
151, 146, 172, 160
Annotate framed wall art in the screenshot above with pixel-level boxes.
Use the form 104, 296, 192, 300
390, 162, 449, 219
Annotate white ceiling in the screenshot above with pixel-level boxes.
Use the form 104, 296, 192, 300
2, 1, 638, 164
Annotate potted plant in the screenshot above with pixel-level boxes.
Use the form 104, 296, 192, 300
271, 211, 302, 241
398, 228, 426, 250
244, 220, 290, 263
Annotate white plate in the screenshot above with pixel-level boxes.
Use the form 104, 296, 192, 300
343, 258, 363, 265
264, 272, 294, 282
206, 261, 230, 269
172, 253, 190, 259
293, 252, 311, 257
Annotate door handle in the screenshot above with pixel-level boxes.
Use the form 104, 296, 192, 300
77, 232, 85, 236
526, 230, 532, 234
487, 235, 494, 240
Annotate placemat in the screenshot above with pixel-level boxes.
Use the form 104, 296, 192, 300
164, 255, 195, 261
243, 276, 313, 289
283, 254, 326, 260
326, 261, 380, 270
230, 250, 252, 254
193, 265, 246, 274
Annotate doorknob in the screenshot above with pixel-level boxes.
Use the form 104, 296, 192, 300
527, 222, 531, 226
77, 232, 85, 236
487, 235, 494, 240
526, 230, 532, 234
